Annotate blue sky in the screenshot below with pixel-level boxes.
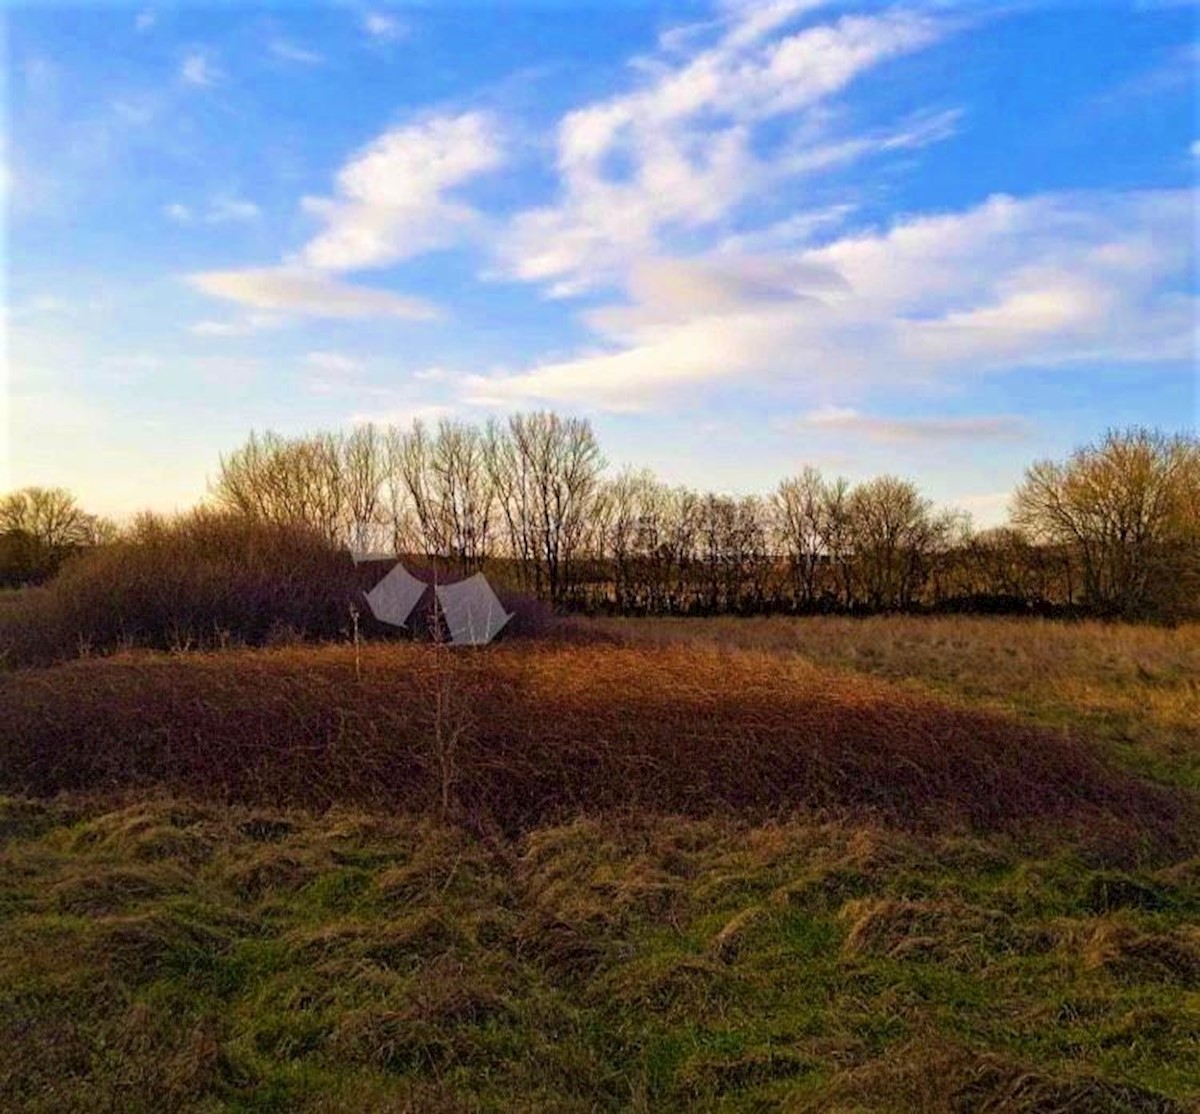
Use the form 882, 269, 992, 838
4, 0, 1197, 523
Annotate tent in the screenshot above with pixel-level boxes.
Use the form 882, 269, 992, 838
435, 573, 513, 646
363, 562, 513, 645
363, 562, 428, 628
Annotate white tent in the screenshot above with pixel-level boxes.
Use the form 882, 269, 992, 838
435, 573, 513, 646
364, 562, 428, 628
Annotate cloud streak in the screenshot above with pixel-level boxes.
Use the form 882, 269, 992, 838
180, 52, 221, 87
187, 268, 440, 320
796, 407, 1029, 442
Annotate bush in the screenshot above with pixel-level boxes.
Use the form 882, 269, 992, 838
0, 511, 358, 667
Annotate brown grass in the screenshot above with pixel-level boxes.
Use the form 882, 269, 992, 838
1, 641, 1191, 851
591, 615, 1200, 784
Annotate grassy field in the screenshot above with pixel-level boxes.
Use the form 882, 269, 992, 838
1, 618, 1198, 1111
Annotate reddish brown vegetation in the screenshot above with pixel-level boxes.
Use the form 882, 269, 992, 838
0, 643, 1191, 849
0, 512, 359, 666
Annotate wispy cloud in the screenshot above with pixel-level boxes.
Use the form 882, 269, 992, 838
495, 5, 952, 295
187, 268, 441, 320
180, 51, 221, 87
796, 407, 1029, 442
306, 351, 362, 373
469, 188, 1195, 411
165, 196, 260, 224
190, 111, 500, 321
134, 8, 155, 33
361, 11, 405, 43
269, 39, 324, 66
188, 313, 283, 337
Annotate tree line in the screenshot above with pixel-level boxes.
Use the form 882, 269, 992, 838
210, 417, 1198, 621
3, 419, 1197, 620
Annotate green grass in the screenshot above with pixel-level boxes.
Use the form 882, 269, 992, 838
1, 798, 1196, 1112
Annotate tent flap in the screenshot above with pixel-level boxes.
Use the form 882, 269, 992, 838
364, 563, 428, 628
434, 574, 513, 645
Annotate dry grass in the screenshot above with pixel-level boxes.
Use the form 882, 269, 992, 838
591, 615, 1200, 787
1, 641, 1191, 851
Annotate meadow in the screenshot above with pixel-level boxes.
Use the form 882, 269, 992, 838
1, 617, 1198, 1111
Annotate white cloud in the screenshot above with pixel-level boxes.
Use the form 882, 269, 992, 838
362, 11, 405, 42
187, 268, 440, 320
270, 40, 324, 65
180, 52, 221, 87
208, 197, 260, 223
469, 188, 1196, 412
496, 6, 950, 294
718, 204, 856, 253
299, 112, 502, 271
135, 8, 155, 32
190, 114, 497, 321
164, 202, 192, 222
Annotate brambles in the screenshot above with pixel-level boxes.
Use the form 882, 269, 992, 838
1, 642, 1191, 849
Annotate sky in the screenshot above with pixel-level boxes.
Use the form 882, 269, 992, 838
3, 0, 1197, 525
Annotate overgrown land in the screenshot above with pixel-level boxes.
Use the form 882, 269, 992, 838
2, 619, 1198, 1112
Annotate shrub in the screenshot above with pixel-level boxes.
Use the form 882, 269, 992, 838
0, 510, 358, 666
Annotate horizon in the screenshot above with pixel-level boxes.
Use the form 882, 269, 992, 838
5, 0, 1198, 526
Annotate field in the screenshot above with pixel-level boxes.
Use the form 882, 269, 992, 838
1, 618, 1198, 1111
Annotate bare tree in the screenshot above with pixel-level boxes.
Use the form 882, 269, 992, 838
484, 418, 539, 592
848, 476, 953, 611
0, 486, 108, 547
1013, 427, 1200, 617
502, 412, 605, 604
341, 424, 386, 540
818, 476, 855, 609
0, 486, 114, 585
213, 430, 346, 544
773, 467, 828, 609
